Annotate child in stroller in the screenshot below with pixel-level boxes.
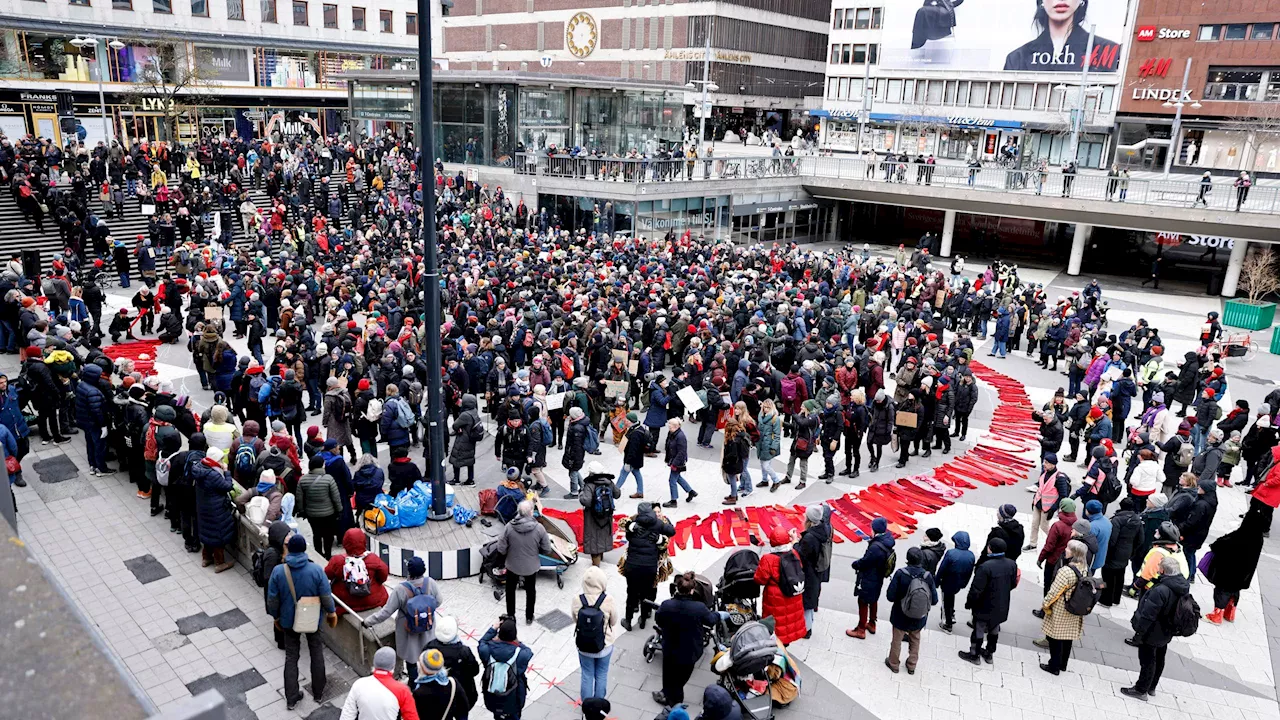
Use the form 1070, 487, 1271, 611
715, 549, 762, 646
710, 619, 802, 720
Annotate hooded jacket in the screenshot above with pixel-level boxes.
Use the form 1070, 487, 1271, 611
352, 461, 386, 510
259, 521, 291, 608
1178, 478, 1219, 551
570, 566, 620, 649
936, 531, 975, 595
73, 364, 106, 429
495, 514, 552, 577
477, 627, 533, 717
324, 528, 390, 613
267, 550, 335, 629
852, 531, 895, 602
191, 456, 236, 547
1039, 510, 1078, 565
697, 685, 743, 720
578, 472, 621, 556
622, 503, 675, 571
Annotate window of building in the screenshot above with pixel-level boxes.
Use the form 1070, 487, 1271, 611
969, 81, 985, 106
352, 6, 364, 29
1204, 67, 1264, 100
69, 0, 90, 6
872, 8, 882, 27
855, 8, 871, 29
153, 0, 171, 12
902, 79, 914, 103
226, 0, 243, 19
841, 44, 851, 63
830, 44, 840, 64
943, 80, 956, 105
406, 12, 417, 34
1251, 23, 1276, 40
833, 8, 843, 28
191, 0, 208, 15
987, 82, 1000, 105
380, 9, 392, 31
261, 0, 276, 21
874, 78, 886, 101
955, 80, 969, 106
826, 77, 836, 99
1224, 23, 1248, 40
868, 44, 878, 63
114, 0, 133, 7
852, 44, 867, 63
839, 77, 851, 99
292, 0, 306, 25
887, 78, 903, 103
323, 2, 336, 26
850, 79, 864, 102
1267, 79, 1280, 101
1198, 24, 1220, 41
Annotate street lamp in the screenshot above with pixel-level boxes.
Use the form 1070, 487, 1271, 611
1161, 58, 1202, 178
686, 19, 719, 150
70, 36, 124, 147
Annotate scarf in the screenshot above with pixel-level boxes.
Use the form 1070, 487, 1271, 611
256, 478, 277, 494
415, 670, 450, 686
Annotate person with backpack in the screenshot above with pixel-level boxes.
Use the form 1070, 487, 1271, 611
267, 534, 338, 710
363, 556, 444, 683
1100, 498, 1144, 607
322, 376, 357, 464
295, 454, 343, 559
380, 385, 414, 452
796, 505, 832, 637
424, 615, 481, 713
752, 525, 807, 646
1038, 539, 1089, 676
325, 527, 390, 616
958, 537, 1018, 666
495, 500, 553, 625
620, 501, 675, 631
936, 531, 975, 633
234, 467, 284, 527
570, 565, 619, 700
412, 648, 472, 720
477, 617, 534, 720
846, 516, 895, 640
170, 432, 206, 553
1121, 555, 1192, 699
1037, 498, 1078, 596
883, 546, 937, 674
578, 461, 620, 567
339, 646, 419, 720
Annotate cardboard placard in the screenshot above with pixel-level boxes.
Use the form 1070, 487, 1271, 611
604, 380, 628, 399
140, 204, 156, 216
545, 392, 566, 410
204, 306, 224, 320
628, 359, 639, 375
677, 385, 704, 413
895, 410, 918, 429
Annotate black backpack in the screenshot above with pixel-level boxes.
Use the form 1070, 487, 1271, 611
574, 593, 607, 653
591, 483, 615, 516
776, 550, 806, 598
1170, 593, 1201, 637
251, 548, 270, 587
1063, 566, 1099, 616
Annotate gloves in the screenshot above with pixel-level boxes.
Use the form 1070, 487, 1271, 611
325, 612, 339, 629
101, 426, 109, 439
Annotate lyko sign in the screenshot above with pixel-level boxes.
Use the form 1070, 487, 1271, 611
1137, 26, 1191, 41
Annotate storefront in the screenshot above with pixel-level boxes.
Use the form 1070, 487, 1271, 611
731, 198, 831, 244
535, 193, 732, 241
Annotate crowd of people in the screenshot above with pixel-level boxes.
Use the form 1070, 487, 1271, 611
0, 127, 1273, 720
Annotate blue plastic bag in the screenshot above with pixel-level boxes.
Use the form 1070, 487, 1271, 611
412, 480, 455, 509
452, 505, 478, 525
362, 493, 401, 533
396, 490, 428, 528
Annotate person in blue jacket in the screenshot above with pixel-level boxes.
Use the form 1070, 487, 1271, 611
1085, 499, 1112, 574
644, 376, 670, 455
936, 531, 975, 632
990, 307, 1011, 359
0, 375, 28, 487
478, 616, 535, 719
1110, 369, 1138, 442
884, 546, 938, 674
74, 364, 110, 475
846, 516, 895, 639
267, 534, 337, 710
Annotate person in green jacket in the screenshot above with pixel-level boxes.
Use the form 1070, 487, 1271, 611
295, 455, 342, 559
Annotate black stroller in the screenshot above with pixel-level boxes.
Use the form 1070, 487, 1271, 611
714, 549, 761, 647
641, 573, 715, 663
716, 620, 782, 720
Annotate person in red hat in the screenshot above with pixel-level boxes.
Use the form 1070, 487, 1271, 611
753, 526, 807, 646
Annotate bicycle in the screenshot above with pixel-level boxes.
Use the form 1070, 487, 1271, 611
1207, 332, 1258, 362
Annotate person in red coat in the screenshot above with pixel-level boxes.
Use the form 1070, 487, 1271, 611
1247, 445, 1280, 535
325, 528, 390, 614
754, 526, 807, 645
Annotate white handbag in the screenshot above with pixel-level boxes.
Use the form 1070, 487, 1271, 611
284, 565, 321, 633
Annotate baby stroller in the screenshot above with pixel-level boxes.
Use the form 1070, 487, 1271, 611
642, 573, 715, 663
715, 549, 762, 647
536, 509, 579, 589
714, 620, 796, 720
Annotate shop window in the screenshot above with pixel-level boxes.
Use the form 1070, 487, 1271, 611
153, 0, 171, 12
833, 8, 843, 29
292, 0, 307, 25
406, 12, 417, 35
226, 0, 242, 19
380, 9, 392, 32
1224, 24, 1248, 40
1251, 23, 1275, 40
191, 0, 208, 16
1198, 24, 1220, 41
352, 6, 364, 29
261, 0, 275, 22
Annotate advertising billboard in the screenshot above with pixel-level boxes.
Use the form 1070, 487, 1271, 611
879, 0, 1128, 74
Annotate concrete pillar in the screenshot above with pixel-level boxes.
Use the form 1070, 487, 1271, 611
1067, 223, 1091, 276
940, 209, 956, 257
1222, 238, 1249, 298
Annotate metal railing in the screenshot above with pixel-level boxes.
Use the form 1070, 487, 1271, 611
511, 150, 1280, 216
514, 152, 803, 183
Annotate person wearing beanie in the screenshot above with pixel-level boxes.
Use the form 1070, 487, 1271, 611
364, 555, 443, 683
233, 466, 284, 526
751, 526, 807, 646
424, 614, 481, 712
918, 527, 947, 575
581, 697, 612, 720
353, 377, 380, 457
884, 546, 937, 674
1027, 453, 1071, 551
325, 526, 390, 615
478, 616, 534, 718
1084, 499, 1112, 574
795, 504, 832, 637
523, 405, 552, 497
1036, 498, 1079, 599
411, 646, 472, 720
936, 530, 975, 633
958, 536, 1018, 666
303, 425, 325, 461
1192, 387, 1220, 456
22, 343, 66, 446
847, 516, 895, 640
267, 532, 337, 710
187, 444, 236, 573
978, 504, 1025, 569
340, 645, 417, 720
295, 454, 343, 558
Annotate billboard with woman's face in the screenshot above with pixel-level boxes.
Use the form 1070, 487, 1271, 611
878, 0, 1128, 73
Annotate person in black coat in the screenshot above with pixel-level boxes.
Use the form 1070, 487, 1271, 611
1179, 478, 1218, 581
618, 417, 649, 499
1036, 409, 1064, 457
620, 502, 675, 631
958, 537, 1018, 666
847, 516, 895, 639
22, 347, 66, 444
653, 571, 722, 708
1121, 556, 1191, 699
979, 504, 1025, 564
387, 445, 423, 496
1205, 506, 1266, 622
261, 520, 292, 648
952, 373, 978, 441
796, 505, 831, 635
1100, 498, 1143, 606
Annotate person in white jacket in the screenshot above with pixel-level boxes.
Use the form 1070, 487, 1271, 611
1129, 448, 1163, 507
340, 646, 419, 720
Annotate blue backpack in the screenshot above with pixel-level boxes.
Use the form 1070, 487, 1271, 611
584, 425, 600, 454
538, 420, 553, 446
402, 581, 438, 634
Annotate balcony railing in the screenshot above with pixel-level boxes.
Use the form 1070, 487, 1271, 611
513, 152, 803, 183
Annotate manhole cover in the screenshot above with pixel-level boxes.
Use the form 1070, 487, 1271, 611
536, 609, 575, 631
123, 554, 170, 585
